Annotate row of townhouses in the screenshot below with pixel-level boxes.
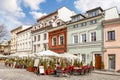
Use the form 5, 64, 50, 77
10, 6, 120, 71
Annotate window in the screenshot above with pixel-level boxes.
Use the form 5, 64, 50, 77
37, 44, 40, 52
73, 35, 78, 43
81, 34, 86, 42
34, 45, 36, 53
91, 32, 96, 42
43, 43, 47, 50
73, 24, 78, 28
34, 36, 36, 42
90, 19, 97, 24
49, 21, 52, 25
108, 31, 115, 40
81, 22, 87, 26
82, 54, 86, 63
44, 33, 47, 40
57, 22, 61, 26
59, 35, 64, 45
38, 35, 40, 41
52, 37, 57, 46
92, 11, 98, 16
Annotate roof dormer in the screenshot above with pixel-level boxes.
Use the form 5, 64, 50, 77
71, 14, 86, 22
86, 7, 103, 17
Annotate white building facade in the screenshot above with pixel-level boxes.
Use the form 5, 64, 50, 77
17, 27, 32, 54
32, 6, 75, 53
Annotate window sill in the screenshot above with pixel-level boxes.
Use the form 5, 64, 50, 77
106, 40, 116, 42
73, 43, 78, 44
52, 45, 57, 47
58, 44, 64, 46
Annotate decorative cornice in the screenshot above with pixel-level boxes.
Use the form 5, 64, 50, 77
31, 26, 53, 33
67, 44, 103, 49
67, 41, 103, 49
11, 26, 22, 32
103, 18, 120, 25
17, 27, 32, 34
104, 46, 120, 49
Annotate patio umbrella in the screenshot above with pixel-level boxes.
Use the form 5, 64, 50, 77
0, 54, 8, 58
28, 53, 37, 57
59, 53, 78, 59
9, 52, 29, 58
9, 53, 19, 57
36, 50, 60, 57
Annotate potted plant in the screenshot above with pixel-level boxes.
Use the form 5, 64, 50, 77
43, 60, 47, 75
26, 58, 34, 72
49, 60, 56, 75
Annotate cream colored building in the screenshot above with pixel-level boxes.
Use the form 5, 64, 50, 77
10, 26, 22, 53
10, 26, 31, 53
17, 27, 32, 54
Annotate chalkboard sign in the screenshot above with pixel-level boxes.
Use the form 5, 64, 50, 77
34, 58, 39, 67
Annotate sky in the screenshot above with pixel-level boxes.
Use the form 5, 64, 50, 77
0, 0, 120, 36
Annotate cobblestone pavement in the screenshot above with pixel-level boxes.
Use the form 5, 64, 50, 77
0, 62, 120, 80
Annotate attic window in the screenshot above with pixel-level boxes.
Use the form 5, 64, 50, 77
34, 26, 36, 30
57, 22, 61, 26
49, 21, 52, 25
55, 16, 57, 19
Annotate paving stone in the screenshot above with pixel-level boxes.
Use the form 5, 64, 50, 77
0, 62, 120, 80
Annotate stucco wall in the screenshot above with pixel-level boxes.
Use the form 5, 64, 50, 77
58, 7, 75, 21
104, 22, 120, 71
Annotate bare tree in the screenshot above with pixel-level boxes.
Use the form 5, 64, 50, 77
0, 24, 8, 39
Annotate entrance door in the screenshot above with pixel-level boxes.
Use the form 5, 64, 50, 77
95, 54, 102, 69
108, 54, 115, 70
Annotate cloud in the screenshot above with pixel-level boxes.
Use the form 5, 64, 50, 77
29, 11, 47, 19
74, 0, 120, 13
23, 0, 46, 10
0, 0, 26, 30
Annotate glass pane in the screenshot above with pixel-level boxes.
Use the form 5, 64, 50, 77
74, 35, 78, 43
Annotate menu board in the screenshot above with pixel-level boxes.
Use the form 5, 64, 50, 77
39, 66, 44, 74
34, 58, 39, 67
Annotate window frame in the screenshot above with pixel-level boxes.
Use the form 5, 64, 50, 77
59, 35, 64, 45
38, 35, 40, 41
52, 36, 57, 46
44, 33, 47, 40
81, 22, 87, 27
90, 19, 97, 25
81, 54, 86, 64
90, 31, 96, 42
107, 30, 115, 41
81, 33, 86, 43
73, 34, 79, 44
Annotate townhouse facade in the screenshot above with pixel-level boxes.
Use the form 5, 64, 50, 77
67, 7, 104, 69
9, 6, 120, 71
103, 7, 120, 71
32, 25, 51, 53
10, 26, 31, 53
32, 6, 75, 53
48, 25, 67, 53
10, 26, 22, 53
17, 27, 32, 54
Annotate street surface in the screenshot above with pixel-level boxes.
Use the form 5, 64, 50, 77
0, 62, 120, 80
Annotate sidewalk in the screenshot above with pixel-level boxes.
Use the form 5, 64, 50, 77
93, 70, 120, 76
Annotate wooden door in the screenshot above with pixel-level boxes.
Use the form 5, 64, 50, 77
95, 54, 101, 69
